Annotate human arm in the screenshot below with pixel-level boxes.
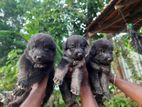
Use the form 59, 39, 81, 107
109, 74, 142, 105
80, 60, 98, 107
20, 77, 48, 107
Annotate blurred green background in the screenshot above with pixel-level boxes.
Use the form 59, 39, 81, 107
0, 0, 141, 106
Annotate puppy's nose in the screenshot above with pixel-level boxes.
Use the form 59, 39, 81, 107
77, 53, 83, 58
35, 55, 42, 61
107, 58, 112, 62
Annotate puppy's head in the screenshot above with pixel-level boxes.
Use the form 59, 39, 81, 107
25, 33, 56, 66
89, 39, 113, 65
64, 35, 88, 60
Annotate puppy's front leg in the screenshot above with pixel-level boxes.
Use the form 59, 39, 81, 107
90, 62, 103, 94
60, 79, 79, 107
90, 71, 103, 95
14, 54, 33, 97
8, 88, 31, 107
41, 68, 54, 106
53, 58, 70, 85
71, 66, 83, 95
101, 65, 110, 74
100, 73, 110, 100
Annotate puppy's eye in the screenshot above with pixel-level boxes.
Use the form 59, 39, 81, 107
69, 47, 75, 51
100, 49, 105, 53
29, 44, 36, 49
44, 48, 49, 51
44, 45, 48, 48
69, 45, 75, 49
49, 45, 55, 51
81, 43, 87, 48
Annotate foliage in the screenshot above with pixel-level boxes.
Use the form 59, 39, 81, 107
0, 49, 23, 91
107, 83, 138, 107
113, 34, 142, 83
0, 0, 107, 91
0, 0, 141, 106
21, 0, 108, 63
105, 95, 138, 107
44, 90, 66, 107
0, 31, 25, 66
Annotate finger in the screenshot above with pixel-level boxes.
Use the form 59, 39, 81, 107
31, 76, 48, 90
38, 76, 48, 89
32, 83, 39, 89
82, 64, 89, 84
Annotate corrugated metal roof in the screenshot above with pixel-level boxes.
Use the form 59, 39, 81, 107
86, 0, 142, 37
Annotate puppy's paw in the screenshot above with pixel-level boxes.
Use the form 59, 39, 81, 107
71, 87, 80, 95
95, 88, 103, 95
18, 80, 29, 89
8, 102, 18, 107
101, 66, 110, 74
13, 88, 25, 96
53, 77, 63, 85
103, 92, 110, 100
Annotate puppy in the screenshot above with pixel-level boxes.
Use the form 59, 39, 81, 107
86, 39, 113, 105
53, 35, 88, 107
8, 33, 56, 107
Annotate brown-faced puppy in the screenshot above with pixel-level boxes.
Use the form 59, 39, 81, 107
86, 39, 113, 106
53, 35, 88, 107
8, 33, 56, 107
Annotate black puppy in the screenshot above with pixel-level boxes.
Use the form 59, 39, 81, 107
8, 33, 56, 107
53, 35, 88, 107
86, 39, 113, 106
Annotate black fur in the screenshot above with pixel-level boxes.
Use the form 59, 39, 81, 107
8, 33, 56, 107
53, 35, 88, 107
86, 39, 113, 106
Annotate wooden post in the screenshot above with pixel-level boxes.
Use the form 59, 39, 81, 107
112, 56, 124, 79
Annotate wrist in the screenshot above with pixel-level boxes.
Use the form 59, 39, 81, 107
109, 74, 117, 84
81, 79, 89, 87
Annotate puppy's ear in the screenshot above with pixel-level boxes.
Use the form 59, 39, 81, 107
89, 45, 96, 58
85, 42, 90, 57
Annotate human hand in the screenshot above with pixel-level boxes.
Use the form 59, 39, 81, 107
80, 59, 99, 107
31, 76, 48, 91
20, 77, 48, 107
30, 76, 48, 100
81, 59, 89, 86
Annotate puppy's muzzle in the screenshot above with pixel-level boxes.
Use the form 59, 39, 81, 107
74, 49, 84, 60
102, 53, 113, 63
32, 49, 48, 63
77, 52, 83, 58
107, 57, 113, 62
34, 55, 43, 62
